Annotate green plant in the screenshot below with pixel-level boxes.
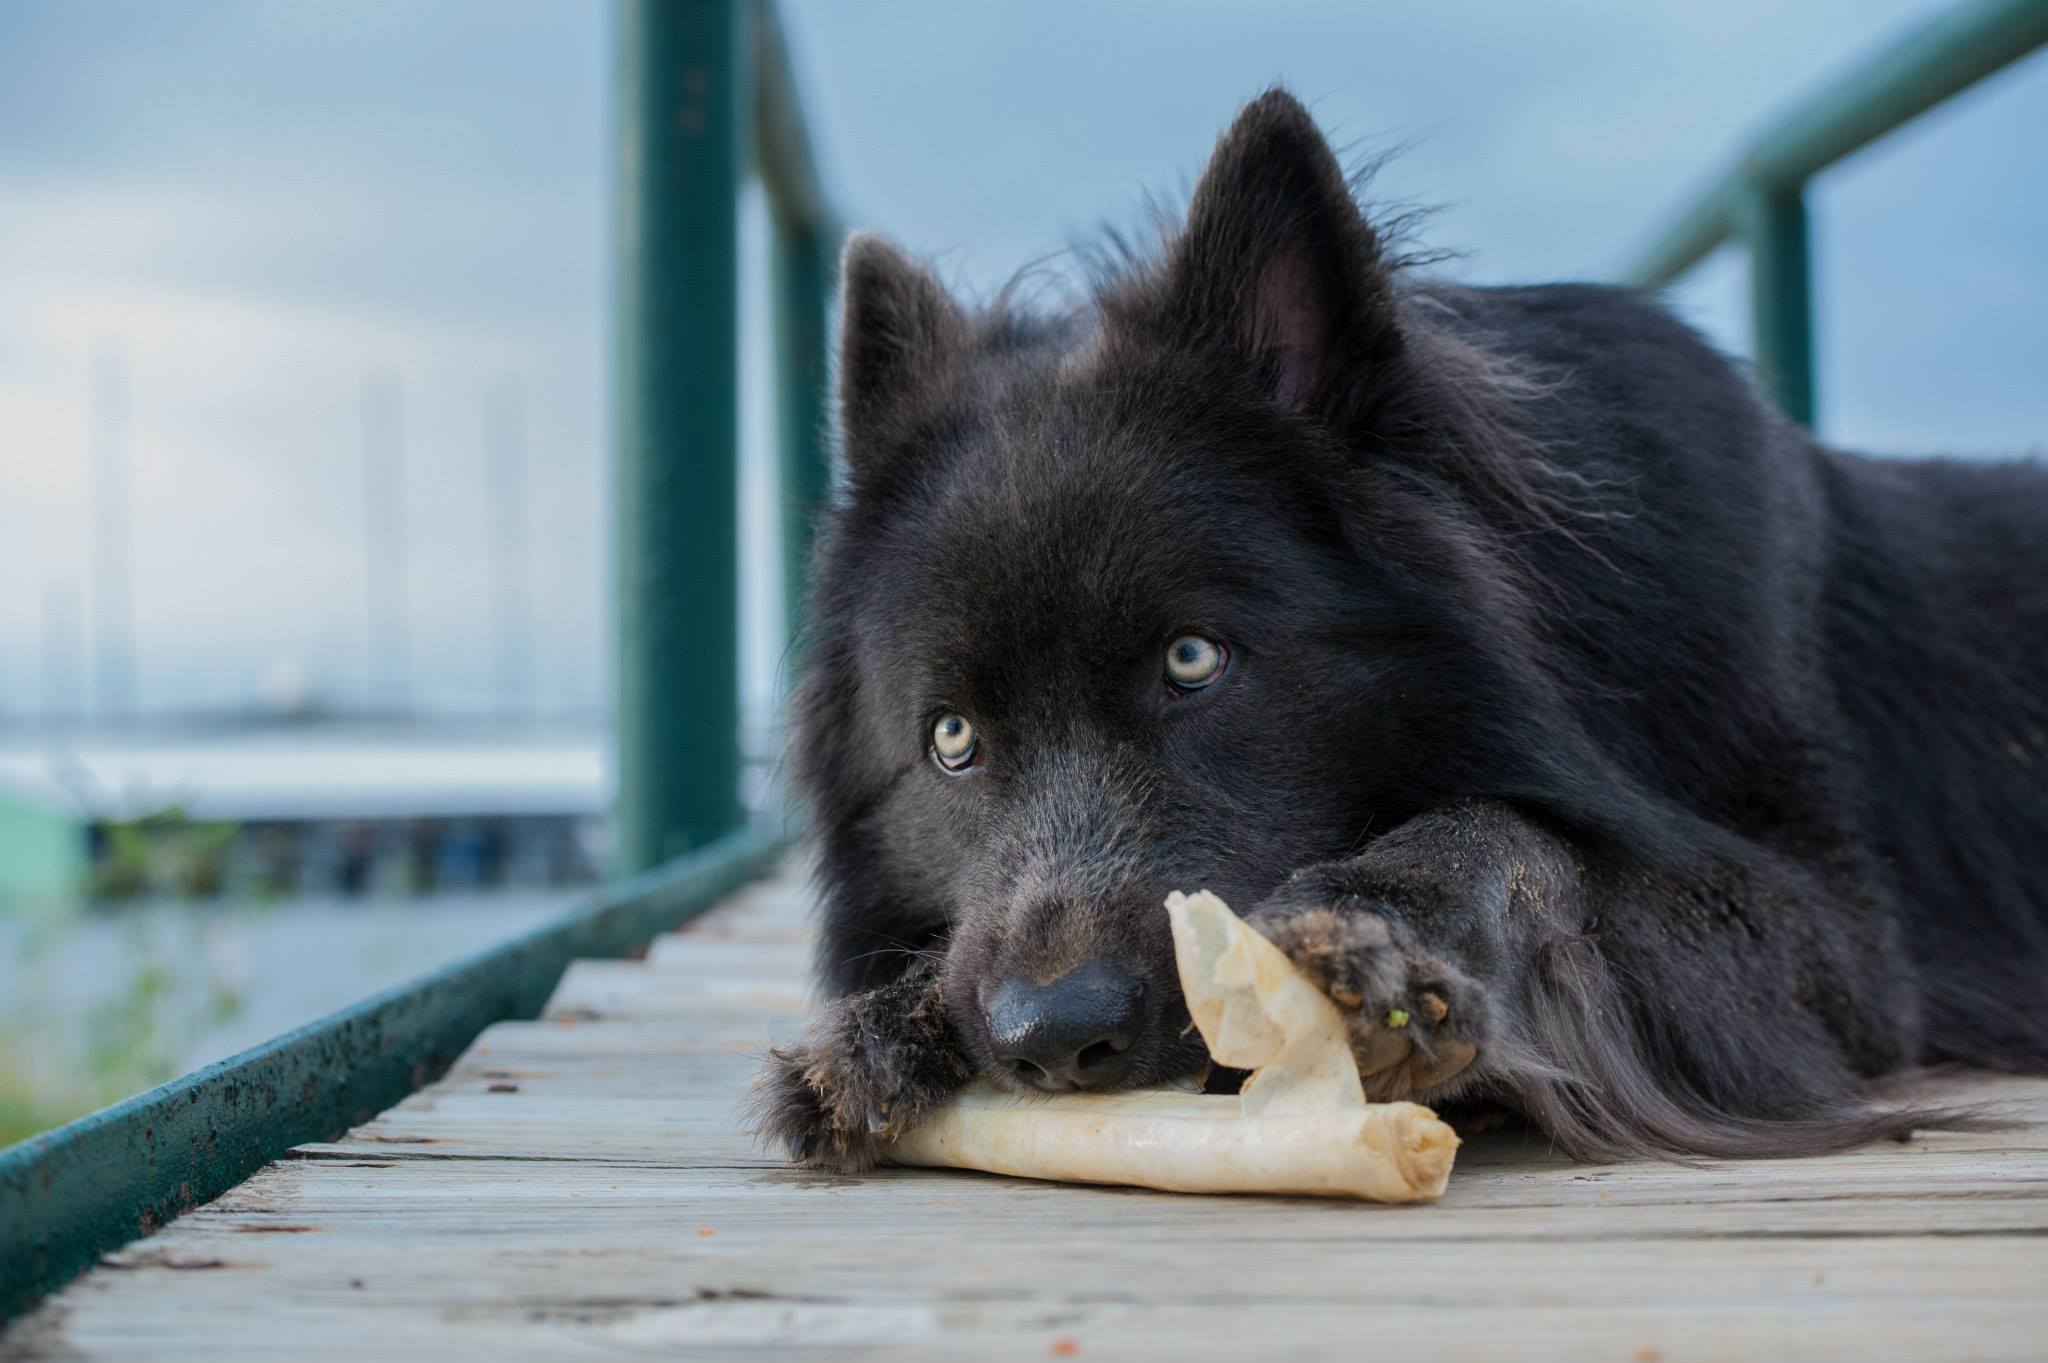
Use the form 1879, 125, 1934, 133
88, 805, 242, 903
1, 906, 248, 1149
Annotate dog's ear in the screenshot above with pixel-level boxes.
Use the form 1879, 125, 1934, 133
1161, 90, 1402, 422
837, 232, 964, 479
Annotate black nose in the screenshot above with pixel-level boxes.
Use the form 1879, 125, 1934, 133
985, 961, 1148, 1091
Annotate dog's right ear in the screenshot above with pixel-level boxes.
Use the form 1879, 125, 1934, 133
837, 232, 963, 481
1146, 90, 1403, 430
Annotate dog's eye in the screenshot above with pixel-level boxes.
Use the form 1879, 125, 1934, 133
1164, 635, 1227, 690
932, 713, 979, 772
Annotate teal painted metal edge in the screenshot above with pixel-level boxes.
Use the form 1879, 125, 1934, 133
1738, 183, 1816, 427
615, 0, 748, 874
1622, 0, 2048, 286
755, 0, 837, 240
774, 221, 837, 646
758, 0, 843, 654
0, 823, 784, 1324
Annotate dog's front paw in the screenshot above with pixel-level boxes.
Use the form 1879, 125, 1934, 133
750, 966, 972, 1172
1248, 872, 1489, 1101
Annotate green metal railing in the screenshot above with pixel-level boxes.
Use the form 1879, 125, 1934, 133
0, 827, 781, 1322
2, 0, 836, 1323
617, 0, 838, 872
1623, 0, 2048, 428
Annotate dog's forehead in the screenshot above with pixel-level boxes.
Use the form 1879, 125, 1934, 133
855, 376, 1329, 706
930, 399, 1205, 583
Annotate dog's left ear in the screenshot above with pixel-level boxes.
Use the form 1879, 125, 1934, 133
1158, 90, 1402, 422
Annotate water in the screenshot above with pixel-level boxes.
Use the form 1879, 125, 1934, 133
0, 891, 570, 1144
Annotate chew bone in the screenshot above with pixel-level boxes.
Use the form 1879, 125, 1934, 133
883, 890, 1459, 1202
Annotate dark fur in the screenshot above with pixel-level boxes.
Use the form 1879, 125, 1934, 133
753, 90, 2048, 1171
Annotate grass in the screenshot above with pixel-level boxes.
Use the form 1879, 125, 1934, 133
0, 902, 245, 1149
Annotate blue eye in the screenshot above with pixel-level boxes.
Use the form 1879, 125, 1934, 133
1165, 635, 1227, 690
932, 713, 978, 772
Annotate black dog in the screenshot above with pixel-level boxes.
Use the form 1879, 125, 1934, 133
756, 89, 2048, 1170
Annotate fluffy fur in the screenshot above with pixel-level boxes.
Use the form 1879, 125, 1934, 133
753, 89, 2048, 1171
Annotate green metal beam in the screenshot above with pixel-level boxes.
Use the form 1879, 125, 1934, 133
1738, 182, 1815, 428
755, 0, 841, 651
754, 0, 836, 238
774, 221, 835, 647
1624, 0, 2048, 288
616, 0, 749, 873
1748, 0, 2048, 192
0, 825, 784, 1324
1619, 0, 2048, 428
1620, 178, 1744, 298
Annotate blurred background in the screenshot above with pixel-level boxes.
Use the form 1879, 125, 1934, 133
1, 0, 2042, 1145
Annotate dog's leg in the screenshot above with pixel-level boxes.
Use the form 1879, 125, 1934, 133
752, 956, 974, 1171
1245, 800, 1547, 1106
1249, 798, 1930, 1158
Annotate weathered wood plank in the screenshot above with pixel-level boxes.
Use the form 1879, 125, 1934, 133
121, 1147, 2048, 1241
11, 862, 2048, 1363
32, 1268, 2048, 1363
542, 959, 810, 1020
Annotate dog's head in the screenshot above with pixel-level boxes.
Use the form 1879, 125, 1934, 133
794, 90, 1551, 1093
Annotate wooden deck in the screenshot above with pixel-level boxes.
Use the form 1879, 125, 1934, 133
10, 863, 2048, 1361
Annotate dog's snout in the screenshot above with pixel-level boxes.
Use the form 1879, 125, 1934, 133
985, 961, 1148, 1091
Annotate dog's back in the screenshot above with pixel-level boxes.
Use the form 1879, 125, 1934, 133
1819, 448, 2048, 1067
1422, 276, 2048, 1068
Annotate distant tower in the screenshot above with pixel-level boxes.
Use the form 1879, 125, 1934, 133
485, 388, 534, 719
90, 343, 137, 721
360, 372, 411, 715
41, 583, 84, 721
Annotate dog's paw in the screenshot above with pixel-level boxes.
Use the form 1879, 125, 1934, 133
1248, 872, 1488, 1101
750, 968, 972, 1172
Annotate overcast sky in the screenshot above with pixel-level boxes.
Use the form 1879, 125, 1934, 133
1, 1, 2043, 723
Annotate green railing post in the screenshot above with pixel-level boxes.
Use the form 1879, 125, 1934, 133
1738, 181, 1815, 428
774, 222, 835, 645
616, 0, 749, 873
1620, 0, 2048, 432
753, 0, 841, 653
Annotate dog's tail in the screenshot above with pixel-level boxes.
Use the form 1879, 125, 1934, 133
1498, 936, 2008, 1163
